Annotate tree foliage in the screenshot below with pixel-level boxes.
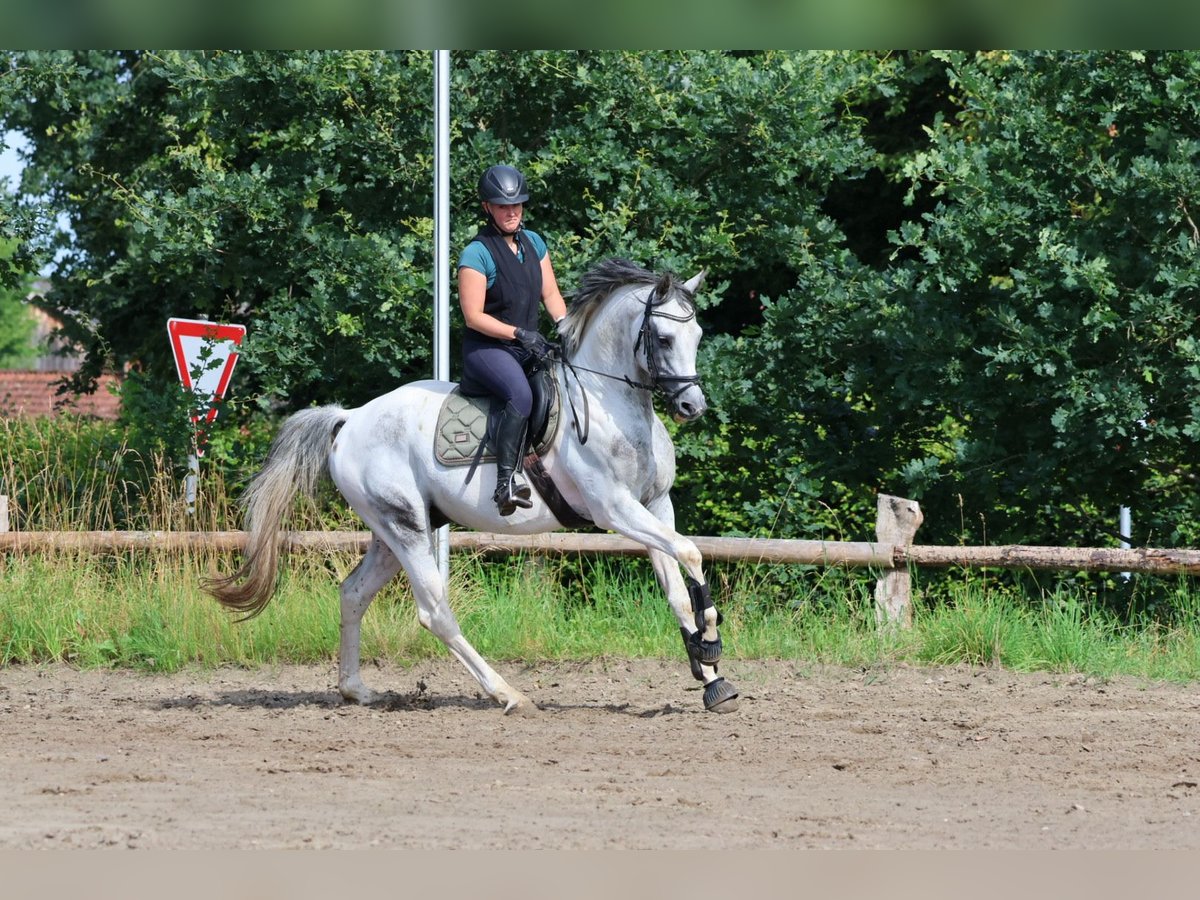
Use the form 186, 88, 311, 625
884, 51, 1200, 546
1, 133, 41, 367
2, 50, 439, 406
2, 50, 1198, 548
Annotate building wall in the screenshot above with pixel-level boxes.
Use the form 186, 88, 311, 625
0, 370, 121, 419
27, 305, 85, 372
1, 287, 122, 419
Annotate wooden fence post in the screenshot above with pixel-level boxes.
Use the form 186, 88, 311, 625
874, 494, 923, 628
0, 495, 8, 534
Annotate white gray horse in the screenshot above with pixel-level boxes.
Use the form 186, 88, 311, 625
207, 258, 738, 714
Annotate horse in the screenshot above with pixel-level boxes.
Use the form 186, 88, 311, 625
206, 257, 739, 715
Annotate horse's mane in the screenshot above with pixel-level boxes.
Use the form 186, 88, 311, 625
559, 258, 693, 356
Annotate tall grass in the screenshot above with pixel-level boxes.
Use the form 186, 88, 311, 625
2, 415, 1199, 681
1, 415, 230, 532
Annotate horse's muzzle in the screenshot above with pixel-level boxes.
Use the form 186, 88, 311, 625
671, 389, 708, 423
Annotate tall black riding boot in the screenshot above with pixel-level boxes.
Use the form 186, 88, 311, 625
493, 402, 533, 516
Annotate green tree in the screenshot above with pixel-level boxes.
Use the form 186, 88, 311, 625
2, 50, 440, 408
0, 50, 887, 409
690, 51, 1200, 549
883, 51, 1200, 545
1, 123, 42, 367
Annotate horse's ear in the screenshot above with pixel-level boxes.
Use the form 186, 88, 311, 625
683, 270, 705, 294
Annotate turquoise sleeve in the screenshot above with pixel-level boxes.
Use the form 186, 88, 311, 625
458, 241, 495, 278
524, 229, 548, 259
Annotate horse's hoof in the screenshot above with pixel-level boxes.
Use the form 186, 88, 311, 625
703, 677, 739, 713
339, 682, 379, 705
502, 694, 539, 716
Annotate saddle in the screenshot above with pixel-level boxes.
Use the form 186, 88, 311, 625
434, 367, 592, 528
435, 366, 560, 466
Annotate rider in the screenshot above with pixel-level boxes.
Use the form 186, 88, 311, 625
457, 164, 568, 515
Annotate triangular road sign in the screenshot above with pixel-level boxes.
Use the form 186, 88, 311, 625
167, 317, 246, 428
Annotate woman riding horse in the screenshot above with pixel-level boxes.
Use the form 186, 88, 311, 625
457, 164, 568, 515
205, 255, 738, 714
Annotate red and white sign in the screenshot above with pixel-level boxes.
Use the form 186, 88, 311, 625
167, 317, 246, 429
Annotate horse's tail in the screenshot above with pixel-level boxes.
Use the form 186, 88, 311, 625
205, 405, 348, 620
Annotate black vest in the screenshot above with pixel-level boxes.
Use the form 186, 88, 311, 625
465, 225, 543, 344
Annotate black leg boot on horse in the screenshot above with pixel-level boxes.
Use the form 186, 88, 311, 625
493, 401, 533, 516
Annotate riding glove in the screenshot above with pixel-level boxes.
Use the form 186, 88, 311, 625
514, 328, 555, 360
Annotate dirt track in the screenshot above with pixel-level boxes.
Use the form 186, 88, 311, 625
1, 658, 1197, 849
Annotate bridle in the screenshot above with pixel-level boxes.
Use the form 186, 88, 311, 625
556, 283, 704, 444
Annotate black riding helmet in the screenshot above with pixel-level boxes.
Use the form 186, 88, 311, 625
478, 164, 529, 205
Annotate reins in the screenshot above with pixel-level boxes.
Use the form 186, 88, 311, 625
555, 284, 703, 445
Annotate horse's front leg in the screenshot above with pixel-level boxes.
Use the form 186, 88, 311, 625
612, 495, 738, 713
647, 547, 738, 712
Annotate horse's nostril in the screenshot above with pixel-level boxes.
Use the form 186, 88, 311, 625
675, 398, 706, 421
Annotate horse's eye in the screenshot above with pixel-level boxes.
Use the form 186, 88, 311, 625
657, 335, 672, 349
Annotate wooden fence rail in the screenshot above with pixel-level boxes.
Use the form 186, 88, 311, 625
3, 494, 1198, 626
4, 529, 1197, 574
904, 544, 1200, 576
0, 529, 893, 565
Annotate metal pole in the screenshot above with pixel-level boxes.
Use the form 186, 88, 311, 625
433, 50, 451, 583
1119, 505, 1132, 580
185, 452, 199, 515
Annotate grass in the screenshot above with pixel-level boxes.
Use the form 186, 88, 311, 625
3, 549, 1199, 683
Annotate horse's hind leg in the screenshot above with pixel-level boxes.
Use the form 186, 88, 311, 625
338, 536, 402, 704
380, 525, 538, 716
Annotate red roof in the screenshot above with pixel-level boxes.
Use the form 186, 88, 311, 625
0, 370, 122, 420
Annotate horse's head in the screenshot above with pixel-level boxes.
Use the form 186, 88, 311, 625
635, 270, 707, 423
562, 259, 709, 423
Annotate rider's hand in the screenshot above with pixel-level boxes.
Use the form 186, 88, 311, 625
514, 328, 555, 360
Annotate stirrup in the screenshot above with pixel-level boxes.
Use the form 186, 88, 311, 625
494, 475, 533, 516
512, 471, 532, 501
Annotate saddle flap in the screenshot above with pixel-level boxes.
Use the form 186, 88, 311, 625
435, 390, 492, 466
434, 369, 560, 467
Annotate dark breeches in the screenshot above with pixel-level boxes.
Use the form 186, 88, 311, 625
461, 342, 533, 417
